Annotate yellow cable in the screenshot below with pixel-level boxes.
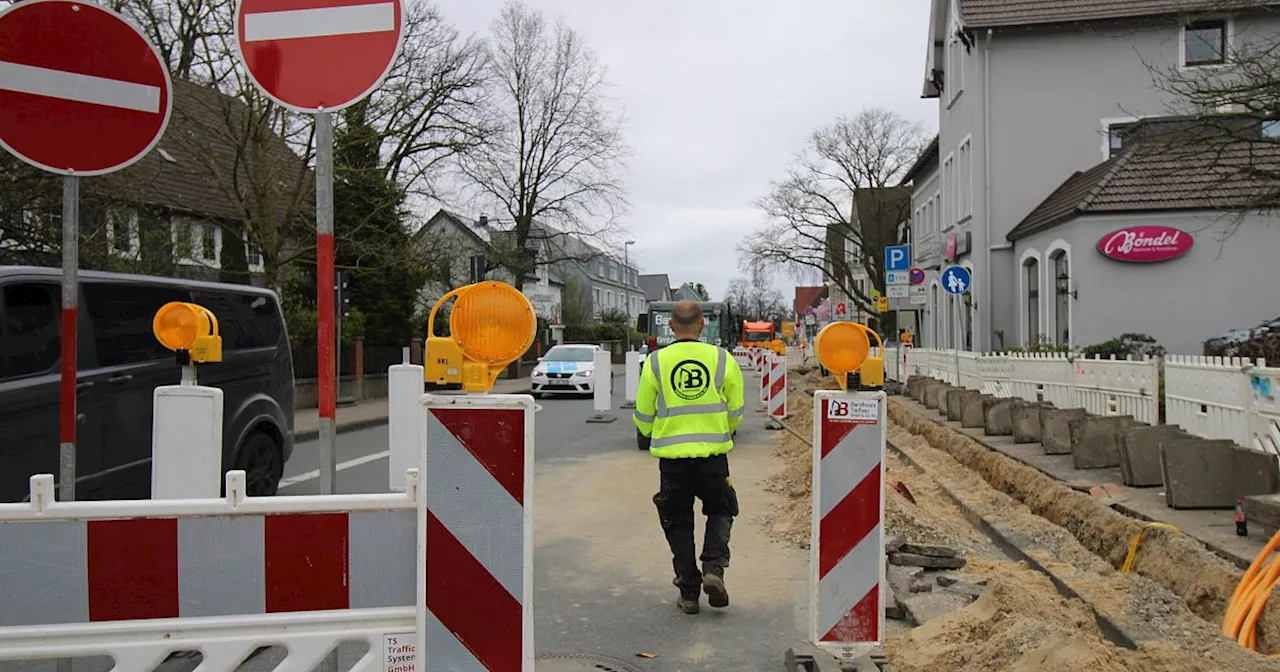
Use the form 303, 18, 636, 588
1121, 522, 1180, 575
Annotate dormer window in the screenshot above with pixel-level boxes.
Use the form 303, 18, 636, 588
1183, 20, 1227, 67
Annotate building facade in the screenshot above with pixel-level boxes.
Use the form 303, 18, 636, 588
415, 210, 644, 325
904, 0, 1280, 353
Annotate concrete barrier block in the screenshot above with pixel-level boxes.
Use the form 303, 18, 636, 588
921, 381, 941, 408
1011, 400, 1045, 444
906, 376, 925, 401
915, 378, 938, 403
1117, 425, 1187, 487
1160, 439, 1280, 509
1069, 415, 1138, 470
927, 383, 952, 411
946, 389, 977, 422
961, 394, 992, 429
1041, 408, 1089, 455
984, 398, 1015, 436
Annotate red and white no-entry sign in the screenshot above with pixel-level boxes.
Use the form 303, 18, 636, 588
235, 0, 404, 113
0, 0, 172, 176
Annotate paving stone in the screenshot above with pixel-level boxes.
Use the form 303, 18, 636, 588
884, 534, 906, 553
900, 543, 958, 558
888, 552, 967, 569
900, 592, 972, 625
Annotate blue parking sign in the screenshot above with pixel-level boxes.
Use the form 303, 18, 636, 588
885, 244, 910, 272
941, 265, 972, 295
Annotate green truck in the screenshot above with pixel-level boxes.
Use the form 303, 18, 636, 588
640, 301, 739, 349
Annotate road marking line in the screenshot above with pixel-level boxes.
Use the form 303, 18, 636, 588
242, 3, 396, 42
280, 449, 389, 488
0, 61, 162, 113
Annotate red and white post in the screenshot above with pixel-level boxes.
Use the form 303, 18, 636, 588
766, 354, 787, 429
419, 394, 534, 671
759, 352, 771, 412
808, 390, 886, 664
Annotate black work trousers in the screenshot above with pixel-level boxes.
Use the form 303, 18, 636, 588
652, 454, 739, 596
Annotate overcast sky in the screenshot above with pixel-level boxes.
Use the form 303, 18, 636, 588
433, 0, 937, 301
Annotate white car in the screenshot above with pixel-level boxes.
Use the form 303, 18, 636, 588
531, 344, 612, 398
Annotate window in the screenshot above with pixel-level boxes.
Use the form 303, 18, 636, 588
1263, 120, 1280, 139
111, 212, 134, 253
1184, 20, 1227, 67
468, 254, 486, 283
246, 242, 262, 267
200, 223, 217, 261
933, 194, 941, 235
959, 138, 972, 220
173, 219, 194, 259
1052, 251, 1070, 346
942, 155, 955, 227
0, 283, 60, 381
190, 291, 281, 350
85, 283, 190, 366
1025, 259, 1040, 344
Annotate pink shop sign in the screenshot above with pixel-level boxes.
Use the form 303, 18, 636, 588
1097, 225, 1194, 263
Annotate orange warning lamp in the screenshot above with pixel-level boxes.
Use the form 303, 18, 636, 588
152, 302, 222, 364
425, 281, 536, 393
814, 322, 869, 391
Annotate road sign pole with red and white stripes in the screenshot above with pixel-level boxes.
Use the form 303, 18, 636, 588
0, 0, 173, 505
759, 352, 771, 412
420, 394, 534, 671
810, 390, 886, 662
235, 0, 405, 497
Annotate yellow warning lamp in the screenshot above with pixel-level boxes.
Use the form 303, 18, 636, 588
425, 281, 536, 393
152, 302, 222, 364
813, 322, 884, 391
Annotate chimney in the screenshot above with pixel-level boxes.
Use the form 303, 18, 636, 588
478, 214, 489, 228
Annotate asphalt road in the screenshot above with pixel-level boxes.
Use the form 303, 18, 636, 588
12, 374, 810, 672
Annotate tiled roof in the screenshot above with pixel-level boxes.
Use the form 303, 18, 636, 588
1008, 127, 1280, 240
901, 135, 940, 186
101, 79, 313, 224
793, 286, 824, 317
961, 0, 1278, 28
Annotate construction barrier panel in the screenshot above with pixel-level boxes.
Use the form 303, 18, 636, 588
420, 394, 534, 671
811, 390, 886, 663
769, 353, 787, 420
760, 352, 771, 408
732, 346, 751, 370
0, 470, 419, 670
623, 350, 640, 408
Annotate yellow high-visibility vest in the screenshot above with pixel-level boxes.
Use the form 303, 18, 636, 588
633, 340, 745, 459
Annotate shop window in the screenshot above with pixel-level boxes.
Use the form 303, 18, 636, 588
1052, 251, 1070, 346
1025, 258, 1040, 344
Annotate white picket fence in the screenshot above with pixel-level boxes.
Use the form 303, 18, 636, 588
879, 348, 1280, 456
879, 348, 1160, 425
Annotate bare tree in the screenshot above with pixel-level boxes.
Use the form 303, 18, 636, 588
459, 0, 630, 287
1134, 13, 1280, 238
723, 270, 788, 322
739, 108, 926, 315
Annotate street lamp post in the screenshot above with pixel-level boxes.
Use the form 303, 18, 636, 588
624, 240, 636, 351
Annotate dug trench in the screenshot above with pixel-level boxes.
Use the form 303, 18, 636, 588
759, 368, 1280, 671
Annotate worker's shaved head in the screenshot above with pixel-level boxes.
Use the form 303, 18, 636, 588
670, 300, 704, 337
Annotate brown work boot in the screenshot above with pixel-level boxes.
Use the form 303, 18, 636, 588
677, 591, 700, 614
703, 573, 729, 608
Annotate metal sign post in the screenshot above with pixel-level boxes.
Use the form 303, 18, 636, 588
59, 174, 77, 503
0, 0, 173, 505
234, 0, 405, 500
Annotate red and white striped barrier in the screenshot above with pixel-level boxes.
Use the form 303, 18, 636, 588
420, 394, 533, 672
810, 390, 886, 661
760, 352, 771, 408
0, 471, 418, 670
769, 354, 787, 420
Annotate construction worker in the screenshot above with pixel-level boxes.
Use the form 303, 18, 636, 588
633, 300, 744, 615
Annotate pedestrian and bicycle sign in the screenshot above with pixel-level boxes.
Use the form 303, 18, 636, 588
941, 265, 972, 295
